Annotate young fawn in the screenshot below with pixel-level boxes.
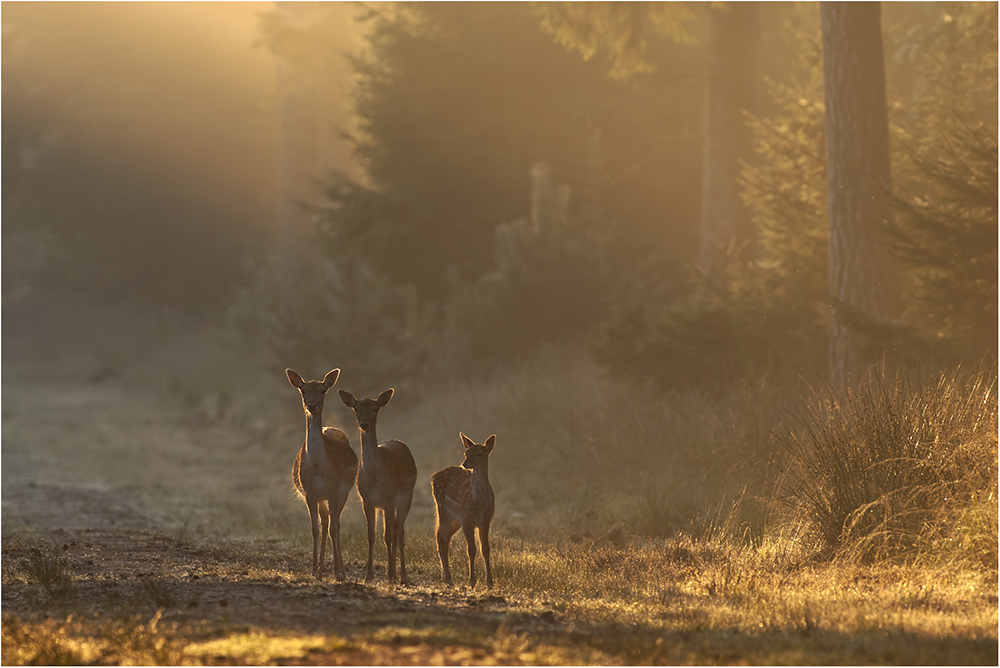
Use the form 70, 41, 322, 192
431, 433, 496, 588
338, 388, 417, 584
286, 369, 359, 579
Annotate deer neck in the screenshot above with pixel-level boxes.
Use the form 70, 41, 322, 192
359, 428, 380, 464
470, 462, 491, 496
303, 410, 325, 458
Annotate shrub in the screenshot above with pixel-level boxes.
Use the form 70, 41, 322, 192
773, 365, 998, 562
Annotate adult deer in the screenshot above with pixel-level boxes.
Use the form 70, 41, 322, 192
339, 388, 417, 584
286, 368, 358, 579
431, 432, 496, 588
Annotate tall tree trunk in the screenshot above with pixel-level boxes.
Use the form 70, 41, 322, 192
821, 1, 902, 386
699, 2, 762, 274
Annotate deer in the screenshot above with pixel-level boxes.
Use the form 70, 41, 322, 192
338, 388, 417, 584
285, 368, 358, 579
430, 432, 496, 588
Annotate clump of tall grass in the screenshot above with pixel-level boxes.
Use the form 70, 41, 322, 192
773, 365, 997, 564
21, 549, 73, 600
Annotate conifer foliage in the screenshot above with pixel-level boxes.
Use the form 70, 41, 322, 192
317, 2, 701, 303
595, 5, 997, 388
885, 4, 998, 362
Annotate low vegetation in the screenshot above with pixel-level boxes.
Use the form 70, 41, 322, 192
3, 528, 996, 665
3, 333, 996, 665
772, 366, 998, 565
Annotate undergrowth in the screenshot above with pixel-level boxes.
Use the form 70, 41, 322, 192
770, 365, 998, 565
126, 324, 998, 572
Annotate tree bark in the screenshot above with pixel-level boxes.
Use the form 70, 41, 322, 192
699, 2, 762, 274
821, 1, 901, 386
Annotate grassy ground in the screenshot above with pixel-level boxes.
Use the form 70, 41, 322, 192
3, 526, 997, 665
2, 292, 997, 664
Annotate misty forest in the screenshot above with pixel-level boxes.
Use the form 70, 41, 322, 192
2, 2, 997, 665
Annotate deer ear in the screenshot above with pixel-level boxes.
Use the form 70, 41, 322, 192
323, 369, 340, 389
376, 388, 394, 407
484, 434, 496, 453
286, 369, 304, 389
460, 432, 475, 449
338, 390, 357, 408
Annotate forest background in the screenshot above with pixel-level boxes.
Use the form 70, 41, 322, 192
2, 2, 997, 663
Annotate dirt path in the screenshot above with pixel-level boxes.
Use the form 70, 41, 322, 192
1, 523, 520, 652
0, 286, 549, 665
1, 359, 575, 664
3, 385, 155, 532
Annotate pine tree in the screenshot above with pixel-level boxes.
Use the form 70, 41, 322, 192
821, 2, 902, 386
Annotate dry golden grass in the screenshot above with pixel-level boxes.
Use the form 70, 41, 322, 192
3, 530, 997, 665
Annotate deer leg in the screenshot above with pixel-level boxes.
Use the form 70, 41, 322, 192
396, 496, 412, 585
307, 500, 321, 576
436, 524, 452, 585
318, 502, 330, 577
437, 521, 460, 585
480, 524, 493, 589
362, 499, 377, 582
333, 486, 351, 580
330, 511, 343, 580
463, 524, 478, 587
383, 507, 397, 582
396, 513, 409, 585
